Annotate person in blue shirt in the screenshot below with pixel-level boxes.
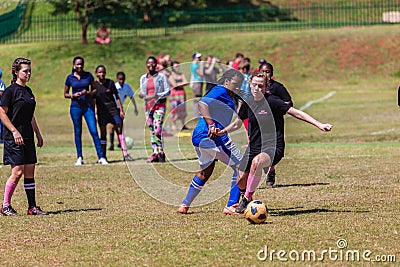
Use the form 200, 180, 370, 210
108, 71, 138, 151
63, 56, 108, 166
177, 69, 244, 214
190, 52, 204, 118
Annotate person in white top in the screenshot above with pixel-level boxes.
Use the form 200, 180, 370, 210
109, 71, 138, 151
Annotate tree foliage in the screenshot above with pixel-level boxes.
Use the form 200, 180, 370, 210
48, 0, 293, 44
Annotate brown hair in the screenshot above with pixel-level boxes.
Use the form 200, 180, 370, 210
248, 71, 270, 89
11, 57, 31, 84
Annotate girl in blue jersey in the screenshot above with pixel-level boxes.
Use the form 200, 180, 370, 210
177, 69, 244, 214
94, 65, 133, 161
0, 58, 48, 215
64, 56, 108, 165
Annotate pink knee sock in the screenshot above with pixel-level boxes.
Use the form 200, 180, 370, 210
3, 181, 17, 207
118, 134, 128, 156
244, 173, 262, 200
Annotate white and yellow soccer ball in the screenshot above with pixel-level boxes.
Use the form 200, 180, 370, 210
125, 136, 134, 149
244, 200, 268, 224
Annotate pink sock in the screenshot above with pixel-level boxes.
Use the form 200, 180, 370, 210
118, 134, 128, 156
245, 173, 262, 200
3, 181, 17, 207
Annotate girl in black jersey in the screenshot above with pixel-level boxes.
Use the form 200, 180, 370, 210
94, 65, 134, 161
0, 58, 48, 216
217, 72, 333, 214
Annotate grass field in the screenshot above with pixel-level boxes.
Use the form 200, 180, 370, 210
0, 24, 399, 266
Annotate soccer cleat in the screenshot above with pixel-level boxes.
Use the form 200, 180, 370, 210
124, 154, 134, 161
158, 152, 166, 163
75, 157, 84, 166
1, 205, 18, 216
266, 169, 276, 187
108, 145, 114, 151
147, 153, 159, 163
223, 203, 239, 215
98, 157, 109, 165
177, 204, 189, 214
235, 196, 251, 214
27, 206, 49, 215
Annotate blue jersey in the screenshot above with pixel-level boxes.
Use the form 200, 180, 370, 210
192, 85, 237, 147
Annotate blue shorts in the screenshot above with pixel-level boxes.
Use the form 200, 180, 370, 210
3, 138, 37, 165
98, 113, 122, 127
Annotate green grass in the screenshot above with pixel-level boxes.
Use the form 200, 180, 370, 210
0, 25, 399, 266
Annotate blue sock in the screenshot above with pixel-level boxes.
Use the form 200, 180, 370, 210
227, 169, 240, 207
182, 175, 205, 206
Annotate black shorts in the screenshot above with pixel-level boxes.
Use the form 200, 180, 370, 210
239, 146, 283, 173
3, 138, 37, 165
97, 113, 122, 127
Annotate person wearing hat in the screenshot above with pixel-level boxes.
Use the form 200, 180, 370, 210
0, 69, 5, 144
190, 52, 204, 119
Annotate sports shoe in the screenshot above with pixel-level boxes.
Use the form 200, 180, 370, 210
235, 196, 251, 214
108, 145, 114, 151
124, 154, 134, 161
158, 152, 166, 163
223, 203, 239, 215
1, 205, 18, 216
27, 206, 49, 215
98, 157, 109, 165
266, 169, 276, 187
147, 153, 159, 163
177, 204, 189, 214
75, 157, 84, 166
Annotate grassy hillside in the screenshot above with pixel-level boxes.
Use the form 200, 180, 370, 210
0, 25, 399, 147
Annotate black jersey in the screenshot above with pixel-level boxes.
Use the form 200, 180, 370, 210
238, 96, 276, 154
266, 94, 292, 151
0, 83, 36, 140
94, 79, 120, 117
268, 80, 293, 106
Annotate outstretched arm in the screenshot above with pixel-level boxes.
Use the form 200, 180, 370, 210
287, 107, 333, 131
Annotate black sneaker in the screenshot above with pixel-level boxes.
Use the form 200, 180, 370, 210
108, 145, 114, 151
124, 154, 134, 161
27, 206, 49, 215
235, 196, 250, 214
158, 152, 166, 163
1, 205, 18, 216
266, 169, 276, 187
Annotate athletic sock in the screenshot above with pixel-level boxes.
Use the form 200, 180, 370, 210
109, 132, 114, 147
118, 134, 128, 156
3, 181, 17, 207
244, 173, 262, 200
100, 139, 107, 158
24, 178, 36, 208
182, 175, 205, 206
227, 169, 240, 206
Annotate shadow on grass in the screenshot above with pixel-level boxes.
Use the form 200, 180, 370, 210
275, 182, 330, 188
258, 182, 330, 190
48, 208, 102, 215
269, 208, 369, 217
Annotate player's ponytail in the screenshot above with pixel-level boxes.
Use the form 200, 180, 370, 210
11, 57, 31, 85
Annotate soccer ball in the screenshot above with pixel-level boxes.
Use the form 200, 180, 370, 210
125, 136, 134, 149
244, 200, 268, 224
